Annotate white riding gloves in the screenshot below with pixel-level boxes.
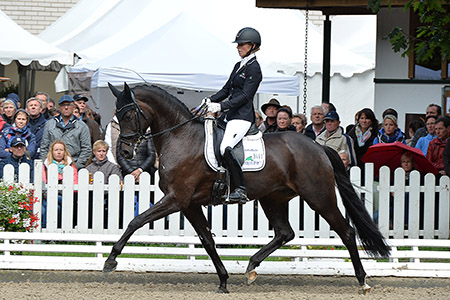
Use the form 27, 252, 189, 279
200, 97, 211, 106
207, 102, 221, 113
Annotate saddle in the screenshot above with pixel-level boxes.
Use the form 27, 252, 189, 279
204, 115, 265, 205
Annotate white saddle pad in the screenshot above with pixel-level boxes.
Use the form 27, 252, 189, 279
204, 118, 266, 172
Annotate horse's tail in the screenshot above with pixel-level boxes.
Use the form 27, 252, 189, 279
323, 146, 390, 258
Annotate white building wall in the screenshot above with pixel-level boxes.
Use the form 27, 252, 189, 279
0, 0, 78, 34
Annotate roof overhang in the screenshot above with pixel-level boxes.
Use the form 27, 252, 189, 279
256, 0, 410, 15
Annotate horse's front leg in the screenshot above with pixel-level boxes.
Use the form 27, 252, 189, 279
183, 205, 229, 294
103, 193, 180, 272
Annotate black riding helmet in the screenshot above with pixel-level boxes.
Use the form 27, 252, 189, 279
233, 27, 261, 57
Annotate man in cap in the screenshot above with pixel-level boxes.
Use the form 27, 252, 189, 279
73, 94, 101, 145
0, 136, 34, 181
258, 98, 281, 133
73, 94, 102, 126
316, 110, 357, 167
40, 95, 92, 169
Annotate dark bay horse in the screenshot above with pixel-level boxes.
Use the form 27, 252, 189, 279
104, 83, 390, 294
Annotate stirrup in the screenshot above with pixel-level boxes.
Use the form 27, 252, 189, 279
227, 188, 249, 204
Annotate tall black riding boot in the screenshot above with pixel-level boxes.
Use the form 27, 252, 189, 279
222, 147, 248, 204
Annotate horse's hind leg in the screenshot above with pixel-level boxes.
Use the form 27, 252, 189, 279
183, 205, 229, 294
245, 198, 294, 284
316, 203, 371, 294
103, 194, 180, 272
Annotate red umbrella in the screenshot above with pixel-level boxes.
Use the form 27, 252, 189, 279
361, 142, 438, 177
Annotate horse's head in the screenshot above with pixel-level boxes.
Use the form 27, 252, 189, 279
109, 82, 149, 159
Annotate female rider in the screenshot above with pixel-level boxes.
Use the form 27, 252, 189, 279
205, 27, 263, 204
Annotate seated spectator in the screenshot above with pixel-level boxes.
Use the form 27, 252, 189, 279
304, 105, 326, 140
426, 116, 450, 175
348, 108, 379, 168
26, 97, 47, 159
73, 104, 101, 145
0, 109, 36, 159
291, 113, 307, 134
1, 93, 19, 125
258, 98, 281, 133
316, 111, 357, 166
373, 114, 406, 144
117, 129, 157, 180
0, 137, 34, 182
42, 140, 78, 228
86, 140, 122, 183
406, 119, 425, 146
274, 107, 296, 132
415, 115, 437, 156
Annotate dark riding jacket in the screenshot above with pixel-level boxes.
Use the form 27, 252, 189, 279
210, 56, 262, 123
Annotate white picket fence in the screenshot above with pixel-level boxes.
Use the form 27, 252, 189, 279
0, 161, 449, 277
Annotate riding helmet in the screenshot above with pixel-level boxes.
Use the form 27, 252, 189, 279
233, 27, 261, 47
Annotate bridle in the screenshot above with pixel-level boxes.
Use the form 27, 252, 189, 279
117, 90, 207, 156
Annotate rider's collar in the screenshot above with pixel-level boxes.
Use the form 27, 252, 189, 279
237, 53, 256, 72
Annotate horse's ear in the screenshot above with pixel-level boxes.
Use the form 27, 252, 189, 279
124, 82, 131, 93
108, 82, 121, 98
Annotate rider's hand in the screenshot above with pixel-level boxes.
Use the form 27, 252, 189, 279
200, 97, 211, 106
207, 102, 221, 113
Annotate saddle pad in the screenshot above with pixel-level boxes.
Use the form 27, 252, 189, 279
204, 119, 266, 172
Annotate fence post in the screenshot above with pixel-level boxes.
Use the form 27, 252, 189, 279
33, 160, 43, 231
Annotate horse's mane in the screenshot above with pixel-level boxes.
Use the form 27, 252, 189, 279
133, 84, 195, 119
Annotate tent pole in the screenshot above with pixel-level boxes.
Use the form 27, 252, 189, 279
322, 14, 331, 104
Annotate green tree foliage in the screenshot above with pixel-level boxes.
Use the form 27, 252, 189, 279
369, 0, 450, 63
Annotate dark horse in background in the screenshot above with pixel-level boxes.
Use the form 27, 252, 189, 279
103, 83, 390, 294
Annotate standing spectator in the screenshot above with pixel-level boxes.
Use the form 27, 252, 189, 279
415, 115, 437, 156
0, 109, 36, 159
255, 111, 264, 128
0, 137, 34, 182
42, 140, 78, 228
104, 112, 120, 165
321, 102, 336, 114
40, 95, 92, 169
73, 94, 102, 127
406, 119, 425, 146
274, 107, 296, 132
0, 113, 5, 132
373, 115, 406, 145
304, 105, 326, 140
410, 104, 441, 147
291, 113, 307, 134
73, 104, 101, 145
26, 97, 47, 159
348, 108, 379, 168
316, 111, 357, 166
35, 92, 51, 119
2, 93, 19, 125
442, 134, 450, 176
47, 98, 55, 111
426, 116, 450, 175
258, 98, 281, 133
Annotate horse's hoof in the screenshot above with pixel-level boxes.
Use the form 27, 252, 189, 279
359, 283, 371, 295
216, 286, 229, 294
245, 269, 257, 285
103, 260, 118, 273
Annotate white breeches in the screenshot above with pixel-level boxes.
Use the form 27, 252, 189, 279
220, 119, 252, 155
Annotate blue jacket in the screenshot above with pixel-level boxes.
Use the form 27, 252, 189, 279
373, 128, 406, 145
0, 155, 34, 182
210, 56, 262, 123
28, 113, 47, 159
0, 125, 37, 159
415, 133, 436, 156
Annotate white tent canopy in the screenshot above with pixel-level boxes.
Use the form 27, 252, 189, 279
0, 9, 73, 66
73, 13, 300, 95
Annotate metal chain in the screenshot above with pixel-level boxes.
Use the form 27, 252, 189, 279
303, 2, 309, 115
